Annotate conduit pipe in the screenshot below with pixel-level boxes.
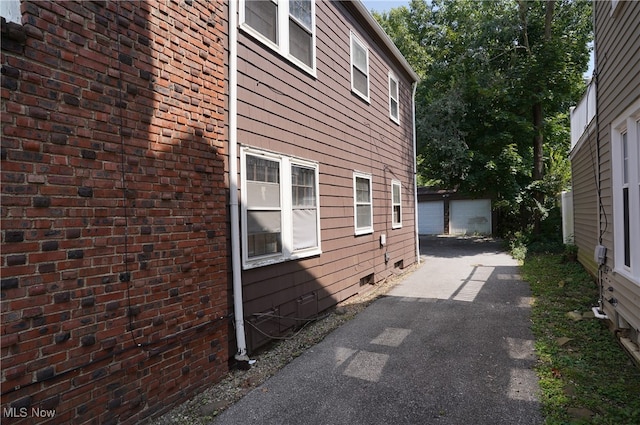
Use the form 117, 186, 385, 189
229, 0, 249, 362
412, 82, 420, 264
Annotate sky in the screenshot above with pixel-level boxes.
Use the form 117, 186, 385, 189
362, 0, 411, 13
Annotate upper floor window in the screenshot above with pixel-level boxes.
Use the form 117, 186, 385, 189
241, 0, 316, 74
350, 31, 369, 102
389, 72, 400, 124
354, 172, 373, 235
241, 147, 321, 268
611, 99, 640, 284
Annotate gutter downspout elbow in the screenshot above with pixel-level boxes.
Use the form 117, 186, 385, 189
229, 0, 249, 362
412, 82, 420, 265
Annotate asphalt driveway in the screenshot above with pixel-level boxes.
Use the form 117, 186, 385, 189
213, 236, 542, 424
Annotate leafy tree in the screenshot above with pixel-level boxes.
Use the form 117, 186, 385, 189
374, 0, 592, 235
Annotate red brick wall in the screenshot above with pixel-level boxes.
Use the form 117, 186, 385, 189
1, 1, 229, 423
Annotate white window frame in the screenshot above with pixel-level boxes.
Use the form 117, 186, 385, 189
611, 98, 640, 284
354, 172, 373, 235
0, 0, 20, 24
391, 180, 402, 229
389, 72, 400, 124
241, 147, 321, 269
350, 31, 370, 103
239, 0, 317, 76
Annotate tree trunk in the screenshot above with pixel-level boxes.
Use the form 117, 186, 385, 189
531, 0, 555, 235
532, 102, 544, 234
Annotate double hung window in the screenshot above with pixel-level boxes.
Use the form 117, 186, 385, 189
354, 173, 373, 235
389, 72, 400, 123
241, 0, 316, 73
242, 148, 321, 268
611, 99, 640, 284
392, 181, 402, 228
350, 32, 369, 102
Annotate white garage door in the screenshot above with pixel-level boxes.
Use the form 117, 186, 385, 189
450, 199, 491, 235
418, 201, 444, 235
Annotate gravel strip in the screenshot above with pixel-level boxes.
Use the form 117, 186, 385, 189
150, 262, 421, 425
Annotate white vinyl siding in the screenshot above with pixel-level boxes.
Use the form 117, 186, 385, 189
611, 99, 640, 284
350, 31, 369, 102
241, 148, 321, 268
240, 0, 316, 75
354, 172, 373, 235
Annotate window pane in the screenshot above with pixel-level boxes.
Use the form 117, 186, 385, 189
247, 210, 281, 258
356, 177, 370, 203
289, 0, 311, 30
623, 132, 629, 185
352, 41, 367, 70
289, 19, 312, 67
248, 232, 281, 258
247, 181, 280, 208
292, 165, 316, 207
293, 209, 317, 250
357, 205, 372, 228
247, 210, 281, 234
246, 155, 280, 183
390, 99, 398, 119
353, 69, 368, 97
246, 0, 277, 43
390, 78, 398, 97
393, 205, 401, 224
623, 187, 630, 267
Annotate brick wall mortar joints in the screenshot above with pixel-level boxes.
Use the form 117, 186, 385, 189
2, 1, 228, 423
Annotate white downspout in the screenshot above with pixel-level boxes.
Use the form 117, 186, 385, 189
412, 82, 420, 265
229, 0, 249, 362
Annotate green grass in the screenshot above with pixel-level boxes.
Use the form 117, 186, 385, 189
521, 253, 640, 424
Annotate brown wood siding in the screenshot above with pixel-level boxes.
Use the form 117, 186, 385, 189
236, 1, 417, 351
591, 0, 640, 331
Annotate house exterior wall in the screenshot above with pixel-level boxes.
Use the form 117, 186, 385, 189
579, 0, 640, 341
1, 1, 228, 423
235, 1, 418, 351
569, 127, 599, 276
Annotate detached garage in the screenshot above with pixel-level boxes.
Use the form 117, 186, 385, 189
418, 200, 444, 235
450, 199, 492, 235
417, 187, 494, 235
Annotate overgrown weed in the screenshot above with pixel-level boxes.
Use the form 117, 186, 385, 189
521, 253, 640, 424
